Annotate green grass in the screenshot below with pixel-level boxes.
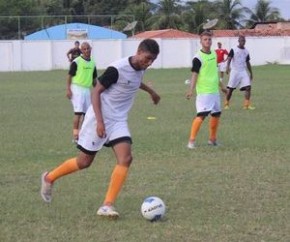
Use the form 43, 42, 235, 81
1, 65, 290, 242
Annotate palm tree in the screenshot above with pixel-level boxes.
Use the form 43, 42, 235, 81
246, 0, 281, 25
182, 0, 216, 33
117, 1, 154, 34
215, 0, 247, 29
151, 0, 183, 30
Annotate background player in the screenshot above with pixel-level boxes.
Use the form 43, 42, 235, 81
41, 39, 160, 219
215, 42, 228, 82
67, 40, 82, 62
66, 42, 97, 142
225, 36, 255, 110
186, 31, 227, 149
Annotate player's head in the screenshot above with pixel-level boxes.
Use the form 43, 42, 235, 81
80, 42, 92, 58
217, 42, 222, 48
238, 35, 246, 48
74, 41, 80, 48
135, 39, 160, 70
200, 31, 212, 50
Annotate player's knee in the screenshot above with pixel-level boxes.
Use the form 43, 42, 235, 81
119, 154, 133, 167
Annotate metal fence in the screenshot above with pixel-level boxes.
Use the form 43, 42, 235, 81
0, 15, 135, 40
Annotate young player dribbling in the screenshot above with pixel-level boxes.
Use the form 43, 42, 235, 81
41, 39, 160, 218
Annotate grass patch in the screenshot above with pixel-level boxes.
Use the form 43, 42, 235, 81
1, 65, 290, 242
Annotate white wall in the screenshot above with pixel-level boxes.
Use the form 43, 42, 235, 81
0, 37, 290, 72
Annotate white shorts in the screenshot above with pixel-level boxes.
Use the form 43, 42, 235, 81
196, 93, 221, 114
227, 70, 251, 90
71, 84, 91, 114
77, 106, 131, 152
218, 62, 227, 72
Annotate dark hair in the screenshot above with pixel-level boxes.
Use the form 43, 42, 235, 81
138, 39, 160, 55
75, 41, 80, 44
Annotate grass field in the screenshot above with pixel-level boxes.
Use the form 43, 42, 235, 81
1, 65, 290, 242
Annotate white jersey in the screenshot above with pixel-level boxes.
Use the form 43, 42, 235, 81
101, 57, 144, 121
230, 46, 250, 72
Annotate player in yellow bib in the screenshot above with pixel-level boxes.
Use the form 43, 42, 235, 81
66, 42, 97, 142
186, 31, 227, 149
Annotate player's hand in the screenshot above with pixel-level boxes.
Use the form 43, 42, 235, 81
97, 121, 106, 138
186, 90, 193, 100
151, 91, 160, 105
66, 89, 72, 99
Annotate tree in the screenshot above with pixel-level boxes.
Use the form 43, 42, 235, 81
182, 0, 216, 33
151, 0, 183, 30
246, 0, 281, 25
215, 0, 247, 29
117, 1, 154, 34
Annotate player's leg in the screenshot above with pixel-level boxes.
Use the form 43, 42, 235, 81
188, 94, 210, 148
240, 74, 255, 110
41, 151, 96, 203
208, 94, 222, 145
97, 140, 132, 218
225, 71, 239, 109
73, 113, 83, 142
188, 113, 207, 149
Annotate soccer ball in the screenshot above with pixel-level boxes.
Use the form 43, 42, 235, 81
141, 196, 166, 221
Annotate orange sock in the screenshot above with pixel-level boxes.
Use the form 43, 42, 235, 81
189, 117, 203, 141
46, 158, 80, 183
244, 99, 250, 108
104, 165, 129, 205
209, 116, 220, 141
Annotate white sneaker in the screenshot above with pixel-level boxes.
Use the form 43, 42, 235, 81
187, 141, 196, 149
97, 205, 119, 219
40, 172, 53, 203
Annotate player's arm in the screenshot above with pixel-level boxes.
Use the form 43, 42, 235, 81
139, 82, 160, 105
66, 62, 77, 99
186, 57, 200, 99
224, 49, 229, 62
246, 55, 253, 80
226, 49, 233, 74
92, 67, 97, 87
67, 49, 72, 62
92, 67, 118, 138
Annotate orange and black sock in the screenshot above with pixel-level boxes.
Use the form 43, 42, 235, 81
104, 165, 129, 205
189, 117, 203, 141
46, 157, 80, 183
209, 116, 220, 142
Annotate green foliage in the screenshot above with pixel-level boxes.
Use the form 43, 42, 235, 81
1, 65, 290, 241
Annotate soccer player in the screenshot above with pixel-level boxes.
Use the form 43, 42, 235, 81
215, 42, 228, 82
186, 31, 227, 149
41, 39, 160, 218
67, 40, 82, 62
66, 42, 97, 142
225, 36, 255, 110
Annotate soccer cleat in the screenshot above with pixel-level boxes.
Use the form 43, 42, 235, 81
97, 205, 120, 219
187, 141, 196, 149
224, 105, 229, 110
208, 140, 220, 146
243, 105, 255, 110
40, 172, 53, 203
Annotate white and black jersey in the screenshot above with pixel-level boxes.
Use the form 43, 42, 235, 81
98, 57, 145, 121
229, 47, 250, 72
